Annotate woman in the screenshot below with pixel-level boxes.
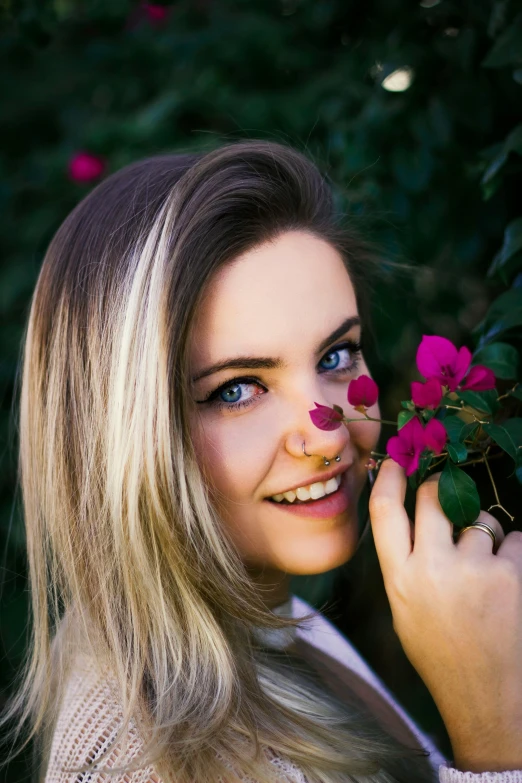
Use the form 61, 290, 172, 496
2, 140, 521, 782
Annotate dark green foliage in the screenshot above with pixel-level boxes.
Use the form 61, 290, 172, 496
439, 456, 481, 527
0, 0, 521, 777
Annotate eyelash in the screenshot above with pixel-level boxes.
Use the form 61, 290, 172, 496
197, 339, 362, 412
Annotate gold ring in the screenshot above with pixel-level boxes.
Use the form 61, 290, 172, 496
456, 522, 497, 552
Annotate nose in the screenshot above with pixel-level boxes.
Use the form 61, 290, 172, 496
283, 389, 351, 465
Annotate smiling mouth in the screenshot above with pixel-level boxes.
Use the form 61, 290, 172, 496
265, 487, 339, 506
265, 471, 346, 506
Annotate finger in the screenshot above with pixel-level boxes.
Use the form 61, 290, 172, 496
456, 510, 505, 556
368, 459, 413, 584
413, 471, 454, 554
496, 530, 522, 569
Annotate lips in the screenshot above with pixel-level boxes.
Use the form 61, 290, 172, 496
264, 471, 351, 519
265, 463, 351, 500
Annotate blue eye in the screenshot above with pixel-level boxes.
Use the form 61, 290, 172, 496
319, 350, 341, 370
219, 384, 242, 404
198, 377, 266, 411
318, 341, 361, 374
195, 339, 362, 412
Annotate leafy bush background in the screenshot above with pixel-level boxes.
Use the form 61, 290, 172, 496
1, 0, 521, 778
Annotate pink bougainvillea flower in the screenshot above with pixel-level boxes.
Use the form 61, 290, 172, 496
68, 152, 106, 183
416, 335, 496, 393
416, 335, 472, 392
459, 364, 496, 391
411, 378, 443, 409
386, 417, 426, 476
309, 402, 343, 431
423, 417, 447, 454
347, 374, 379, 408
386, 415, 448, 476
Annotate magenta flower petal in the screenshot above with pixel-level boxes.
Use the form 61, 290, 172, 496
416, 335, 458, 380
404, 416, 427, 452
309, 402, 343, 431
459, 364, 496, 391
386, 435, 421, 476
452, 345, 473, 388
411, 378, 443, 409
416, 335, 473, 392
423, 418, 447, 454
386, 417, 425, 476
347, 374, 379, 407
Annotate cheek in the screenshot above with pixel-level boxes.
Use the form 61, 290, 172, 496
190, 411, 275, 500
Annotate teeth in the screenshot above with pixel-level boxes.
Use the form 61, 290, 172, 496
271, 474, 342, 504
325, 477, 339, 494
310, 482, 326, 499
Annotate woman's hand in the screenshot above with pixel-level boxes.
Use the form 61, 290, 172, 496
369, 458, 522, 773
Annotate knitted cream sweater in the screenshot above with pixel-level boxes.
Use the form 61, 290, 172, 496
44, 595, 522, 783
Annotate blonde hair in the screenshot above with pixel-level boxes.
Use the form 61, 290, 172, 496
1, 140, 435, 782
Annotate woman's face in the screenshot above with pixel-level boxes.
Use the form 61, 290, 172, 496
188, 230, 380, 605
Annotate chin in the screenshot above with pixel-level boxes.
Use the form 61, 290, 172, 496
275, 522, 359, 576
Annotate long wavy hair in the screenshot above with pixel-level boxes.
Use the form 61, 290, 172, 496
1, 140, 435, 782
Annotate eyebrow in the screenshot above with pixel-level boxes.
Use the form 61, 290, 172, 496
191, 316, 361, 383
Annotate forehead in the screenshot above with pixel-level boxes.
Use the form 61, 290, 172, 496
189, 230, 359, 365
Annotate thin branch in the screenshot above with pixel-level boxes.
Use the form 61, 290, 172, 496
483, 451, 514, 522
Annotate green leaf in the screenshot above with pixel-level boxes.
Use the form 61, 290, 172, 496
408, 473, 420, 491
481, 126, 522, 185
442, 415, 465, 443
447, 442, 469, 463
441, 395, 463, 408
473, 288, 522, 347
509, 383, 522, 401
459, 422, 480, 443
439, 460, 481, 528
398, 409, 416, 430
401, 400, 415, 411
482, 418, 522, 461
487, 218, 522, 280
482, 149, 509, 186
482, 13, 522, 68
457, 389, 499, 414
418, 452, 434, 480
472, 342, 519, 379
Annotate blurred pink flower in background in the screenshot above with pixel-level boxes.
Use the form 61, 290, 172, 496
68, 152, 106, 183
142, 3, 170, 24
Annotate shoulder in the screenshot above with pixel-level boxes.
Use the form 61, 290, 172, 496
291, 594, 449, 770
44, 652, 161, 783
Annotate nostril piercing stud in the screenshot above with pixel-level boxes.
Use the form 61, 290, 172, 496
303, 442, 341, 466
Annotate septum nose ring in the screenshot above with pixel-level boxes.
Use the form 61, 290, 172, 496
302, 442, 341, 467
